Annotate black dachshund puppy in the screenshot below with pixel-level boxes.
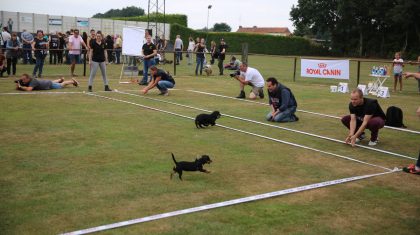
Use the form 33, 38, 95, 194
170, 153, 212, 180
195, 111, 221, 128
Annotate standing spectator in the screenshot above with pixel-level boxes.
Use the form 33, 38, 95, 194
57, 32, 65, 64
392, 51, 404, 92
88, 33, 111, 92
266, 77, 298, 122
194, 38, 206, 76
174, 35, 183, 65
21, 29, 34, 64
87, 29, 96, 48
157, 35, 167, 61
218, 38, 228, 75
186, 37, 195, 65
114, 34, 122, 64
210, 40, 217, 65
31, 30, 48, 78
7, 18, 13, 32
341, 89, 386, 146
68, 29, 87, 76
64, 31, 71, 64
0, 50, 8, 77
2, 27, 11, 49
6, 33, 21, 77
105, 35, 114, 64
49, 32, 59, 64
139, 35, 157, 85
81, 32, 88, 63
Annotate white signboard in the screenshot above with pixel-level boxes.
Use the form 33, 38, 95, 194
301, 59, 350, 80
377, 87, 390, 98
338, 82, 349, 93
122, 27, 145, 56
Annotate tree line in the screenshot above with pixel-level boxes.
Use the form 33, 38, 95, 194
290, 0, 420, 59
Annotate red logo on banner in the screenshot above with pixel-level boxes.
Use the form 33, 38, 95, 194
318, 63, 327, 68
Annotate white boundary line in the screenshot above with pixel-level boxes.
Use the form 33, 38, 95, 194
115, 91, 415, 160
84, 92, 392, 171
60, 169, 399, 235
0, 91, 84, 95
183, 89, 420, 135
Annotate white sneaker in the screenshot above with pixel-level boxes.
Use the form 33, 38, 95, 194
355, 133, 365, 143
368, 140, 378, 146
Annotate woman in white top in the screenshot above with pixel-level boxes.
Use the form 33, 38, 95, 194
187, 37, 195, 65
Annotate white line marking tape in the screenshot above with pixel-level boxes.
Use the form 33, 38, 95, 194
60, 169, 399, 235
115, 91, 415, 160
184, 89, 420, 135
85, 93, 392, 171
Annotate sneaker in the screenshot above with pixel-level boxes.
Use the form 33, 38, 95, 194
88, 86, 92, 92
355, 133, 365, 143
259, 90, 264, 99
71, 78, 79, 87
293, 114, 299, 121
32, 74, 37, 78
158, 91, 169, 96
368, 140, 378, 146
139, 81, 148, 86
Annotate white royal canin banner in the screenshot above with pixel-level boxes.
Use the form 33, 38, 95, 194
301, 59, 350, 80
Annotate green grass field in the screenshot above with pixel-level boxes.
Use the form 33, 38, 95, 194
1, 55, 419, 235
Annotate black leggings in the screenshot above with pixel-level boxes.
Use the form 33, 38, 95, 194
7, 57, 17, 75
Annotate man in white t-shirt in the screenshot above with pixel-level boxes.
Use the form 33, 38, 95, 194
232, 62, 265, 99
174, 35, 183, 65
67, 29, 87, 76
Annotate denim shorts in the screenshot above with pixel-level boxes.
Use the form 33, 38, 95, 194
50, 82, 62, 89
69, 54, 80, 63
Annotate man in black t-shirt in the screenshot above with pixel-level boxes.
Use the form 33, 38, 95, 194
217, 38, 228, 75
341, 89, 386, 146
141, 66, 175, 96
140, 35, 157, 85
49, 32, 60, 64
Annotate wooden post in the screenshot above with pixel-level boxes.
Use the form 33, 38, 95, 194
293, 57, 297, 82
357, 60, 361, 85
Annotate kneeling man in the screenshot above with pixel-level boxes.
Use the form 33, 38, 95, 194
266, 77, 298, 122
341, 89, 386, 146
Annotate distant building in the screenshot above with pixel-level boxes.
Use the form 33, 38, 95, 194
237, 26, 291, 36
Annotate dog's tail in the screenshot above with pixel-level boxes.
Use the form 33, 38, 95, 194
171, 153, 177, 164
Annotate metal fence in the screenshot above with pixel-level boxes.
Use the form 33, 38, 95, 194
0, 10, 170, 39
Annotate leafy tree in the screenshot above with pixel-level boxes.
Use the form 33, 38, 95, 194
93, 6, 145, 18
212, 23, 231, 32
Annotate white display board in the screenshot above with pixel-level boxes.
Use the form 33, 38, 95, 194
301, 59, 350, 80
122, 27, 145, 56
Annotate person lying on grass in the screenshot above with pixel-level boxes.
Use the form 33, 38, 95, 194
15, 73, 79, 91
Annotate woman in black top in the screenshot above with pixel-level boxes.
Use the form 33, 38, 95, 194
194, 38, 206, 76
105, 35, 114, 63
88, 33, 111, 92
31, 30, 48, 78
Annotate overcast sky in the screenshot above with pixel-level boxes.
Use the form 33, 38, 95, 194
2, 0, 298, 32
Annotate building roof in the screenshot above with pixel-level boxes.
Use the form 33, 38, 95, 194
237, 26, 291, 36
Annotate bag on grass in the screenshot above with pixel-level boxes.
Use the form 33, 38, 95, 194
385, 106, 406, 128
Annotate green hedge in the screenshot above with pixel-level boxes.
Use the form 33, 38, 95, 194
170, 24, 329, 56
114, 13, 188, 27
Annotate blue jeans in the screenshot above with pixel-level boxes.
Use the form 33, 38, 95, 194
195, 57, 204, 75
175, 49, 181, 63
22, 43, 33, 64
33, 55, 45, 76
266, 106, 297, 122
142, 59, 155, 83
156, 80, 174, 92
115, 48, 121, 64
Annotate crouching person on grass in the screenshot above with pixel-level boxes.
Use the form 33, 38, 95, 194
141, 66, 175, 96
16, 73, 78, 91
341, 88, 386, 147
266, 77, 299, 122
